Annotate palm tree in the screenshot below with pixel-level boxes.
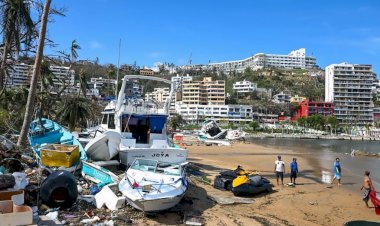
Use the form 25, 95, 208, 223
17, 0, 52, 146
78, 69, 89, 97
0, 0, 35, 89
56, 40, 81, 95
39, 60, 54, 90
69, 40, 80, 62
107, 69, 115, 96
56, 95, 91, 131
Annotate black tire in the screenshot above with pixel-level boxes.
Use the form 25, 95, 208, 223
40, 171, 78, 208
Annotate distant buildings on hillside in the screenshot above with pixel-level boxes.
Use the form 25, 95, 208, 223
6, 63, 31, 88
181, 77, 225, 105
233, 80, 257, 93
5, 63, 75, 91
145, 87, 170, 103
182, 48, 317, 74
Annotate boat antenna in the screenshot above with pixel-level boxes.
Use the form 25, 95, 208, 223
115, 38, 121, 97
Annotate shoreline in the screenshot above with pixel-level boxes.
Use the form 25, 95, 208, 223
247, 133, 380, 141
179, 142, 379, 225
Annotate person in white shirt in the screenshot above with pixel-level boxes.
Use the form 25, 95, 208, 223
274, 155, 285, 185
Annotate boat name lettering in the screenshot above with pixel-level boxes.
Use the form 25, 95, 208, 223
152, 152, 169, 157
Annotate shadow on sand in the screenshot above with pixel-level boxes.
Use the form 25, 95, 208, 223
145, 182, 215, 225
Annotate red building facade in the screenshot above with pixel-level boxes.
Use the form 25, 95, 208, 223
291, 100, 334, 121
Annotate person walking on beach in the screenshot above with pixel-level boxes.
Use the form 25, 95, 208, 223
290, 158, 298, 184
331, 158, 342, 186
361, 171, 374, 208
274, 155, 285, 185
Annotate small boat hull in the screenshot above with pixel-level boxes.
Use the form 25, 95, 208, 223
125, 194, 185, 212
28, 118, 87, 170
118, 159, 188, 212
85, 131, 120, 161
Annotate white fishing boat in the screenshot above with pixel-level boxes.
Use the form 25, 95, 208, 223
85, 75, 188, 165
118, 158, 188, 212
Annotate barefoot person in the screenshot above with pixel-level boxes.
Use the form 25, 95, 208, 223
274, 155, 285, 185
361, 171, 374, 208
290, 158, 298, 184
331, 158, 341, 186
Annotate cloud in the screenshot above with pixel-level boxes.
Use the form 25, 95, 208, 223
148, 52, 161, 58
90, 41, 103, 49
150, 62, 163, 72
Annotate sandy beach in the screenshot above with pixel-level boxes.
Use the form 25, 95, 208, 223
138, 142, 379, 226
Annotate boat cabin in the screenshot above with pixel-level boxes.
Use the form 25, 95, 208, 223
120, 114, 167, 144
100, 110, 116, 130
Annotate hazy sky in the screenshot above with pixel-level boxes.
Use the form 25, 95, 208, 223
46, 0, 380, 72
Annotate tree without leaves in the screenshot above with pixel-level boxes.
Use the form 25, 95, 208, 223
17, 0, 52, 146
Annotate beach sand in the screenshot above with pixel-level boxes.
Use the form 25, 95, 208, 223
137, 142, 379, 226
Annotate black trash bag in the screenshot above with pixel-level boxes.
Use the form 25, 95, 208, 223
220, 170, 239, 179
0, 174, 15, 189
40, 170, 78, 208
214, 175, 232, 190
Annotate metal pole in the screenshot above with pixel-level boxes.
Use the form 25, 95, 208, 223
115, 39, 121, 97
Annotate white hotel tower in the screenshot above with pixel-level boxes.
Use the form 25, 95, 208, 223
208, 48, 316, 73
325, 63, 374, 127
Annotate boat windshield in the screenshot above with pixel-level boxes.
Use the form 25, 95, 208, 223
130, 159, 181, 176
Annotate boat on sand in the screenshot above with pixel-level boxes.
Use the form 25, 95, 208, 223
118, 158, 188, 212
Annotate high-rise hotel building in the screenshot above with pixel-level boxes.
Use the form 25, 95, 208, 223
325, 63, 374, 126
181, 77, 225, 105
208, 48, 316, 73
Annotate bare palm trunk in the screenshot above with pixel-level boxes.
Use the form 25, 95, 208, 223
17, 0, 52, 146
0, 37, 11, 89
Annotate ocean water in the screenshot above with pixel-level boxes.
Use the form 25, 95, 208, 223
248, 137, 380, 192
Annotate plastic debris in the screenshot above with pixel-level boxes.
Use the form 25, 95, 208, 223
80, 216, 100, 224
78, 195, 95, 203
77, 184, 83, 193
46, 211, 58, 221
12, 172, 29, 189
90, 184, 101, 195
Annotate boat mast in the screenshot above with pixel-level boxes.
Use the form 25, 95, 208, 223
115, 39, 121, 97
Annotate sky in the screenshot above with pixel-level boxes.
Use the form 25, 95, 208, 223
46, 0, 380, 72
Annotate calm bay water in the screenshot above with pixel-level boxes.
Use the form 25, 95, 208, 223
248, 137, 380, 192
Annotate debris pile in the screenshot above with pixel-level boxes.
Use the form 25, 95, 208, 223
0, 135, 143, 225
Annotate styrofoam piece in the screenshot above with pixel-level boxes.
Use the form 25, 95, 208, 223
94, 183, 125, 211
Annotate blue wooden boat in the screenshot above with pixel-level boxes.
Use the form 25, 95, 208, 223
28, 118, 87, 169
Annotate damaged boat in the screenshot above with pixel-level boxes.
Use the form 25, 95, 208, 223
199, 119, 245, 141
28, 118, 87, 170
118, 158, 188, 212
85, 75, 188, 165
